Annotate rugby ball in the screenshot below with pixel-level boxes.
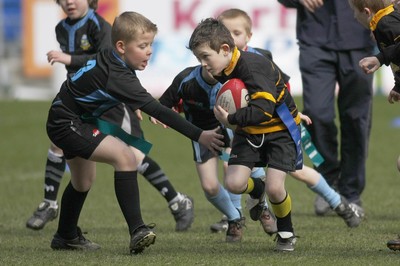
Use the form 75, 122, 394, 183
216, 79, 249, 114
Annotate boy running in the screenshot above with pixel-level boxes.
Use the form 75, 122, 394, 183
158, 65, 274, 242
218, 8, 361, 228
188, 18, 300, 251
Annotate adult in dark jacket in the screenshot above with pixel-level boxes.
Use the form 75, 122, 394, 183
277, 0, 375, 217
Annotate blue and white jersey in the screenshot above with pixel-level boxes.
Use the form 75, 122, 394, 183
55, 8, 111, 74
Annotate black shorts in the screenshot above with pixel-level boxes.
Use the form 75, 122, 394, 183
191, 127, 233, 163
47, 108, 107, 160
229, 129, 298, 172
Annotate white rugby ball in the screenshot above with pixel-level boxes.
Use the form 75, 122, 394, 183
216, 78, 248, 114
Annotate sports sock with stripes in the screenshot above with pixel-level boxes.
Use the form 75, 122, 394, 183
44, 149, 66, 201
244, 177, 265, 199
138, 156, 178, 202
271, 192, 294, 233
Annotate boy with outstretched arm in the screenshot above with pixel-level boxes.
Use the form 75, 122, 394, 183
46, 12, 223, 254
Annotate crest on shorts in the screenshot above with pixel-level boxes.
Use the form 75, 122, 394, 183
92, 128, 101, 137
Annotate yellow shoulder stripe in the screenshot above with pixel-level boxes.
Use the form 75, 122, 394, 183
251, 92, 276, 103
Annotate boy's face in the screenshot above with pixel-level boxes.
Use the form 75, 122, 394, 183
193, 44, 231, 77
220, 17, 251, 50
349, 2, 372, 29
118, 31, 156, 71
58, 0, 89, 20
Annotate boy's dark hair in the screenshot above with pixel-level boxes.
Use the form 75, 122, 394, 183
188, 18, 235, 52
55, 0, 98, 10
112, 11, 158, 45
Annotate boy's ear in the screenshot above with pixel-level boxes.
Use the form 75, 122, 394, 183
221, 44, 231, 55
363, 7, 371, 16
115, 40, 125, 54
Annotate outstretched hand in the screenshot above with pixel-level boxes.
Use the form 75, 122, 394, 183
148, 105, 184, 128
149, 116, 169, 128
198, 126, 225, 155
135, 109, 143, 121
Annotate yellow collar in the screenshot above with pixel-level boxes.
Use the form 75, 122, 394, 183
370, 4, 394, 31
224, 47, 240, 76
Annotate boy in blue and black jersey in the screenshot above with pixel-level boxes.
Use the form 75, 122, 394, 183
45, 11, 223, 254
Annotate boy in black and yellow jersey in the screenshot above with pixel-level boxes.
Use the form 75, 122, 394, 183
349, 0, 400, 251
188, 18, 301, 252
350, 0, 400, 103
218, 8, 361, 230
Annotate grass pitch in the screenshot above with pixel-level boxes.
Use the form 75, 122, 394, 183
0, 96, 399, 265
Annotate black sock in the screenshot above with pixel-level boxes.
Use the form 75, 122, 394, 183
114, 171, 143, 234
138, 156, 178, 202
57, 182, 88, 239
276, 213, 293, 233
44, 150, 66, 201
248, 177, 265, 199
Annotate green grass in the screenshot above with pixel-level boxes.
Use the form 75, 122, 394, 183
0, 96, 400, 265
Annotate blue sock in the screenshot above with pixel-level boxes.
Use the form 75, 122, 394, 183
205, 184, 241, 221
228, 191, 242, 213
309, 175, 341, 209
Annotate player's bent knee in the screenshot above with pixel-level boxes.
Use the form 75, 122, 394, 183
114, 147, 137, 171
202, 184, 219, 196
224, 178, 246, 194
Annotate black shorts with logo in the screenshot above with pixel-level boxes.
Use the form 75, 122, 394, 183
47, 105, 107, 160
229, 129, 298, 172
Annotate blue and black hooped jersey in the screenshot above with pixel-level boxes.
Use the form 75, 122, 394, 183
55, 8, 112, 74
48, 48, 202, 142
159, 66, 222, 130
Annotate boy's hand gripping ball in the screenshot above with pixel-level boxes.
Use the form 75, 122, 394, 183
215, 78, 249, 114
